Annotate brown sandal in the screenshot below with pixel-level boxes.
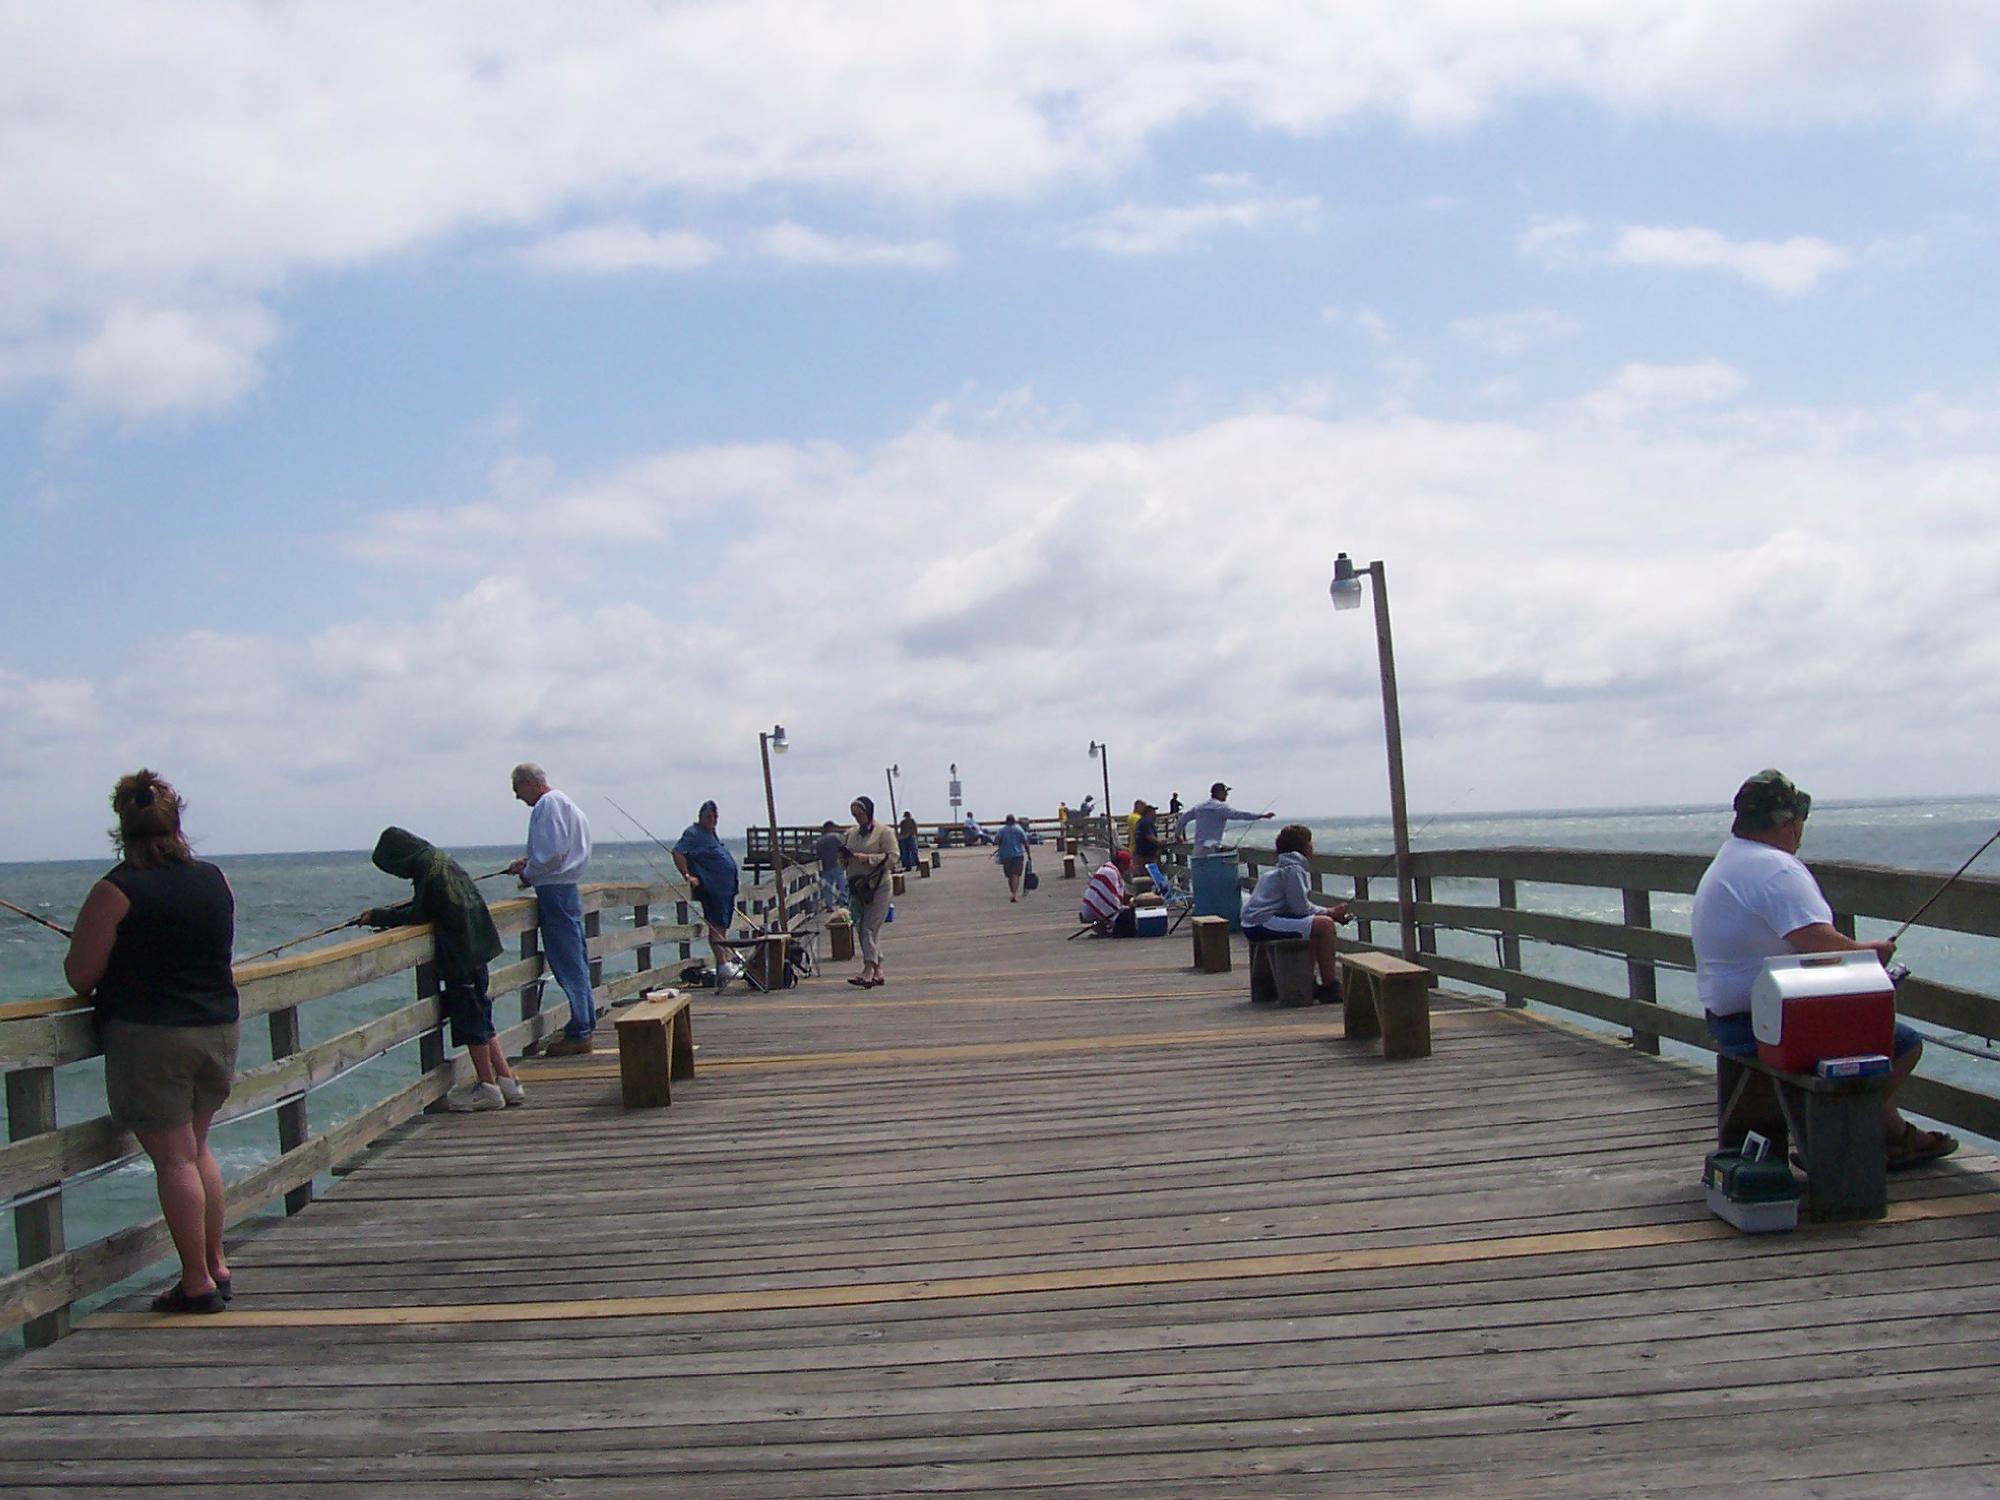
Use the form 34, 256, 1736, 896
1888, 1123, 1959, 1171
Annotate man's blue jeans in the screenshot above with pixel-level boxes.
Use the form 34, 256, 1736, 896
535, 882, 595, 1039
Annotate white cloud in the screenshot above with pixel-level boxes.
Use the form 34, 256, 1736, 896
523, 222, 721, 274
1575, 359, 1749, 421
8, 4, 1993, 420
1450, 307, 1580, 355
756, 222, 954, 270
13, 384, 1993, 854
1611, 224, 1853, 296
1066, 196, 1316, 256
1524, 218, 1856, 297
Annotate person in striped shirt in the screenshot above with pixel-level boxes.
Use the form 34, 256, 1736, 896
1079, 851, 1136, 937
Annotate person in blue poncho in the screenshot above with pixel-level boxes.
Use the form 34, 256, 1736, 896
672, 801, 740, 981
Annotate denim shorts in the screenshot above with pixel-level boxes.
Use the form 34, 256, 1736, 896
1705, 1008, 1919, 1060
441, 965, 496, 1047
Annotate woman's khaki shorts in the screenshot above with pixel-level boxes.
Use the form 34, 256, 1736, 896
101, 1020, 239, 1135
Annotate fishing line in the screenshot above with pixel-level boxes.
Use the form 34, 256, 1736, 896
240, 917, 362, 964
603, 797, 771, 938
1887, 822, 2000, 944
0, 898, 70, 939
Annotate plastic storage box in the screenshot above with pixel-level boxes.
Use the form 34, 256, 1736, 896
1751, 952, 1895, 1073
1703, 1135, 1800, 1233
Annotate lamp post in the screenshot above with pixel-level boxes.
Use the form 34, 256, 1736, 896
759, 724, 790, 930
1331, 553, 1416, 960
885, 763, 900, 826
1088, 740, 1117, 852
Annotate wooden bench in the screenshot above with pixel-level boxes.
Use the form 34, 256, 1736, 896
1248, 938, 1315, 1007
613, 990, 696, 1109
1191, 915, 1231, 974
1338, 951, 1433, 1059
1716, 1052, 1889, 1222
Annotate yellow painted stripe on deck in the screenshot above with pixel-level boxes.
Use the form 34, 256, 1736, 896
88, 1191, 2000, 1332
524, 1022, 1351, 1079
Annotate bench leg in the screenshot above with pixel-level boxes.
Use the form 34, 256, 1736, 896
1340, 963, 1381, 1041
670, 1010, 696, 1082
1377, 974, 1431, 1060
1249, 944, 1275, 1003
1715, 1055, 1788, 1157
1790, 1082, 1887, 1223
618, 1020, 674, 1109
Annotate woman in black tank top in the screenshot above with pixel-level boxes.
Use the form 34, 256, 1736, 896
65, 771, 239, 1315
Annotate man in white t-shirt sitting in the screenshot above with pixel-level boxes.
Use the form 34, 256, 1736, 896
1690, 769, 1955, 1169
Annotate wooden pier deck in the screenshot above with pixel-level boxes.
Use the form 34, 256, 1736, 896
3, 850, 1999, 1496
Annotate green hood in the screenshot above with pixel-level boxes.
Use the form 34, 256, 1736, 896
371, 826, 434, 879
364, 826, 502, 984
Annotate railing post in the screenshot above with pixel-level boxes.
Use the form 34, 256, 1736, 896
1832, 910, 1856, 939
675, 899, 692, 963
519, 921, 543, 1030
268, 1006, 312, 1214
1354, 874, 1372, 946
585, 906, 603, 999
1498, 878, 1525, 1008
633, 902, 651, 985
416, 958, 445, 1112
1414, 875, 1437, 955
1623, 888, 1660, 1054
7, 1067, 68, 1347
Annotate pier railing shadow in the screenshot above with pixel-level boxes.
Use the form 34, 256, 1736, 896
1240, 844, 2000, 1143
0, 864, 820, 1349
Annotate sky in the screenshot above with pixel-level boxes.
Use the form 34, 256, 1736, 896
4, 2, 2000, 860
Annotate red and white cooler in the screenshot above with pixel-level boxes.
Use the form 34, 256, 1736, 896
1750, 951, 1895, 1073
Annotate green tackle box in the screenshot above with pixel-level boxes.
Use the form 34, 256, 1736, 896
1703, 1136, 1800, 1233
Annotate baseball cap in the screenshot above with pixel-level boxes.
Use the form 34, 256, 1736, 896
1732, 769, 1811, 830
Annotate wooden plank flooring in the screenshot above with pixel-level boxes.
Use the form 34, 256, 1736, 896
3, 850, 1998, 1496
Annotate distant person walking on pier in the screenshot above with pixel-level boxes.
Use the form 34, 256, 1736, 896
64, 771, 238, 1314
1690, 769, 1956, 1169
993, 814, 1034, 901
1177, 782, 1272, 932
898, 811, 921, 871
673, 800, 741, 983
507, 764, 595, 1057
1241, 824, 1353, 1003
843, 796, 897, 986
359, 827, 523, 1112
1079, 850, 1136, 937
814, 820, 848, 909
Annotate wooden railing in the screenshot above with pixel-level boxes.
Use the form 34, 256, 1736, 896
0, 864, 820, 1348
1239, 845, 2000, 1143
745, 815, 1066, 871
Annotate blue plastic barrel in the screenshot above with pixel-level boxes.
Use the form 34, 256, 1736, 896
1190, 852, 1242, 931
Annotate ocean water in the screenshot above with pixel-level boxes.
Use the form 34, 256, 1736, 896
2, 801, 1996, 1312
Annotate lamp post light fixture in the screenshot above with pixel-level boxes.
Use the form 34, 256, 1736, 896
1331, 552, 1416, 960
885, 763, 901, 826
1088, 740, 1117, 852
759, 724, 790, 929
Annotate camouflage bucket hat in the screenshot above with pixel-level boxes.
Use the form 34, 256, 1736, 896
1733, 769, 1812, 830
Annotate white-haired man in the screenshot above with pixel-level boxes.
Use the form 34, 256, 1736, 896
506, 763, 595, 1056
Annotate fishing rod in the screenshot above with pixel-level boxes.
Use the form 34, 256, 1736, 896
240, 917, 362, 964
1888, 823, 2000, 944
473, 868, 514, 882
0, 898, 70, 939
603, 797, 770, 937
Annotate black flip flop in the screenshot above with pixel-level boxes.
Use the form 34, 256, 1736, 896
151, 1283, 226, 1315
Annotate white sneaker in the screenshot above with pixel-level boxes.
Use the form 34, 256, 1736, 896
496, 1076, 527, 1107
446, 1082, 506, 1112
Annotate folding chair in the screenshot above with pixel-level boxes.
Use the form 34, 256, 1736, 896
1147, 862, 1197, 934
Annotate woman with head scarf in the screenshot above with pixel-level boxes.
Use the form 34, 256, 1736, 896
64, 771, 239, 1314
841, 795, 897, 987
672, 801, 740, 981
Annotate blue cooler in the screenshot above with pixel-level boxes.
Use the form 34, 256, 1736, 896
1191, 852, 1242, 932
